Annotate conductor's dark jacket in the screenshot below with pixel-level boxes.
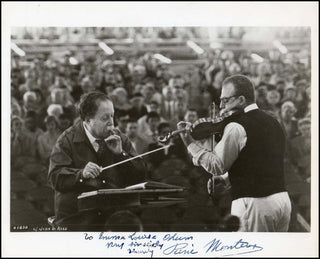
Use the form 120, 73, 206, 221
48, 121, 146, 221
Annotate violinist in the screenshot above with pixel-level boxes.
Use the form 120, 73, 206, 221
48, 92, 146, 230
177, 75, 291, 232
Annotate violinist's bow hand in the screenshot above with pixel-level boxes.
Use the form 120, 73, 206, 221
177, 121, 194, 147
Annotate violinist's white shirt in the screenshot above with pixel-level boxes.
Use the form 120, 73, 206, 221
188, 103, 291, 232
187, 103, 258, 176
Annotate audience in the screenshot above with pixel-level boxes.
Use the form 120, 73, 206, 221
10, 30, 312, 230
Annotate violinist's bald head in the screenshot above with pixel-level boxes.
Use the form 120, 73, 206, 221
220, 75, 255, 111
222, 75, 255, 103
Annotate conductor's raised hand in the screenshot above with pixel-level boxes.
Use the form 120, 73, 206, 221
83, 162, 101, 179
177, 121, 194, 147
105, 134, 122, 155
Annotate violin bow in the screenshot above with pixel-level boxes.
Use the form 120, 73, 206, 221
100, 143, 173, 171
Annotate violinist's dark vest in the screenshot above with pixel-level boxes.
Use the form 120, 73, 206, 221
227, 109, 286, 200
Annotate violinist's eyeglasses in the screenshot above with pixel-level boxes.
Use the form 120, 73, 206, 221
220, 95, 239, 105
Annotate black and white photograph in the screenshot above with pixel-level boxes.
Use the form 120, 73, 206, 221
2, 2, 318, 257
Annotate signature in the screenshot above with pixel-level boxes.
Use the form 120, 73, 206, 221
163, 243, 198, 255
204, 238, 263, 256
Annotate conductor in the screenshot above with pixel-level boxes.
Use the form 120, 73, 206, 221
48, 92, 146, 230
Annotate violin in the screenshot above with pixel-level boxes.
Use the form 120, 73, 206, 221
158, 110, 242, 144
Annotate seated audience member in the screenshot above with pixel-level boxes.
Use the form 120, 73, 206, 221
184, 109, 199, 124
254, 85, 269, 110
265, 89, 281, 120
160, 86, 177, 122
58, 113, 73, 132
47, 104, 64, 121
115, 110, 130, 135
21, 91, 39, 116
227, 62, 242, 75
140, 112, 161, 145
31, 89, 49, 129
18, 70, 38, 96
128, 93, 148, 120
274, 79, 286, 97
279, 101, 299, 140
288, 118, 311, 181
294, 79, 309, 119
49, 72, 69, 91
147, 122, 172, 168
137, 101, 164, 136
48, 92, 146, 230
169, 75, 185, 89
11, 115, 34, 159
23, 111, 44, 158
11, 101, 22, 117
126, 119, 148, 155
281, 84, 297, 104
111, 87, 132, 112
171, 76, 188, 103
69, 71, 83, 102
80, 76, 96, 94
304, 86, 311, 118
37, 116, 61, 163
168, 101, 188, 130
175, 101, 188, 122
141, 83, 159, 112
103, 84, 116, 98
145, 81, 162, 105
50, 87, 76, 119
173, 85, 189, 104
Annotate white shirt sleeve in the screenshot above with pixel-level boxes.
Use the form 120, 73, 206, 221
187, 122, 247, 175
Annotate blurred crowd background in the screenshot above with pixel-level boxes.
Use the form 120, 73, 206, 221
10, 27, 311, 232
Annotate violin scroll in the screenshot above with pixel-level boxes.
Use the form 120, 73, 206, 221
158, 128, 186, 144
157, 110, 241, 144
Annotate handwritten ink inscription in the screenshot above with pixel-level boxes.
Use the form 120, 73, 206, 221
83, 232, 264, 257
162, 233, 198, 255
204, 238, 263, 256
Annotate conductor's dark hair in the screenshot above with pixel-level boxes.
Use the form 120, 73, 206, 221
223, 75, 255, 104
79, 91, 111, 121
